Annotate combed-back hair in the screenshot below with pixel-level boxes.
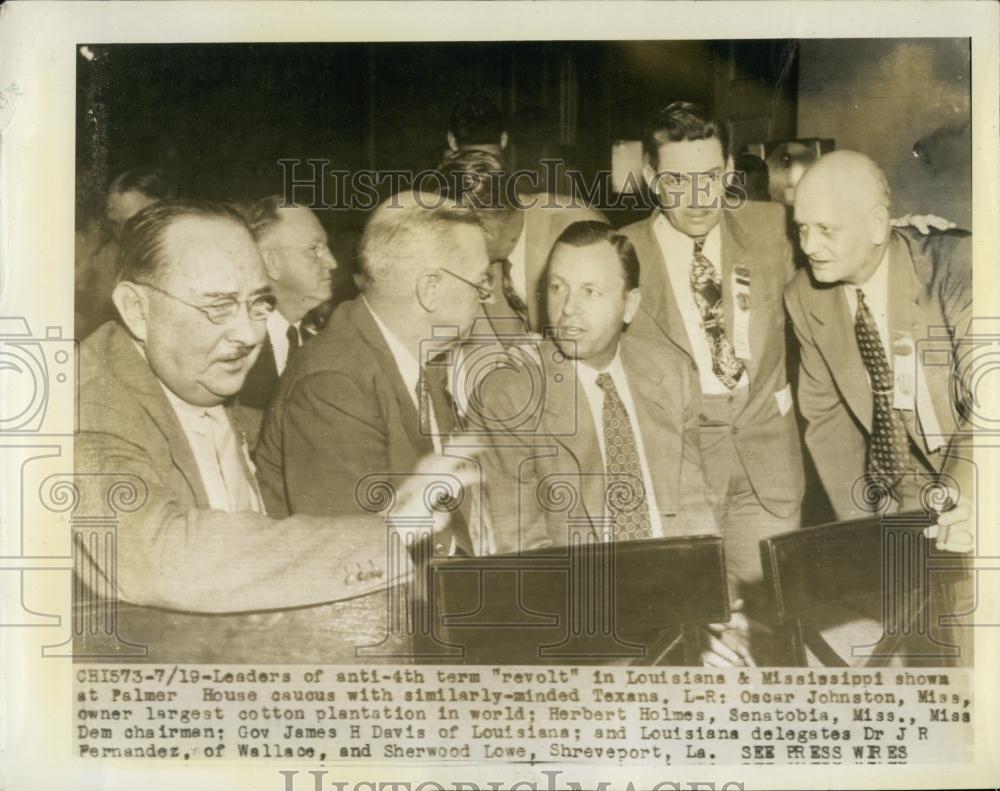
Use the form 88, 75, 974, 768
644, 101, 730, 168
117, 199, 249, 285
548, 220, 640, 291
244, 194, 286, 241
110, 165, 178, 202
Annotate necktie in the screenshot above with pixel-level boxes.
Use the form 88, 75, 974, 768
203, 410, 257, 512
690, 238, 744, 389
596, 372, 652, 541
854, 289, 909, 486
417, 354, 459, 440
499, 258, 530, 329
286, 324, 300, 356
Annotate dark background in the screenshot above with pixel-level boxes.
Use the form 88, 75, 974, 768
76, 39, 970, 274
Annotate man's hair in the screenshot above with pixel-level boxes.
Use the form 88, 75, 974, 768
360, 192, 481, 289
549, 221, 640, 292
244, 194, 286, 241
437, 148, 521, 212
448, 94, 504, 148
118, 199, 249, 285
109, 165, 177, 202
644, 101, 731, 168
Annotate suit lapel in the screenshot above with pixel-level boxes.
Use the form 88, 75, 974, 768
107, 326, 212, 507
352, 300, 433, 456
543, 360, 605, 531
808, 281, 873, 431
638, 214, 695, 360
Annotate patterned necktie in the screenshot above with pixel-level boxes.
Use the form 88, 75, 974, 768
596, 372, 652, 541
499, 258, 530, 329
854, 289, 908, 486
418, 355, 459, 439
690, 238, 745, 389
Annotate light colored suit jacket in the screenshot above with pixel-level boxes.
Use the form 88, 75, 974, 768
76, 321, 393, 613
479, 334, 719, 553
621, 201, 805, 517
784, 227, 973, 519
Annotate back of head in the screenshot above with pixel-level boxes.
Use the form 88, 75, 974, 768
448, 94, 504, 149
118, 199, 249, 286
244, 194, 286, 241
110, 164, 178, 202
359, 191, 481, 297
644, 100, 730, 168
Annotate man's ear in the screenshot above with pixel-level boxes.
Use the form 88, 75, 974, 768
499, 131, 509, 151
869, 205, 890, 244
623, 287, 642, 325
260, 249, 281, 280
111, 281, 150, 343
415, 270, 439, 313
446, 131, 458, 152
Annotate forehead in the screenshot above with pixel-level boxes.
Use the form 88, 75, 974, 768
549, 240, 623, 284
793, 177, 854, 223
162, 216, 266, 294
656, 137, 725, 171
441, 221, 488, 264
271, 206, 326, 241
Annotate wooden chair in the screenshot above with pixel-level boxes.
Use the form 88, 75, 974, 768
410, 534, 729, 665
759, 510, 970, 667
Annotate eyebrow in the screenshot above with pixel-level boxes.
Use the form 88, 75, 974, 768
199, 286, 273, 299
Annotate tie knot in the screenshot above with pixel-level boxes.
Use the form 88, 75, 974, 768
693, 237, 706, 255
856, 288, 867, 304
286, 323, 300, 348
596, 371, 615, 393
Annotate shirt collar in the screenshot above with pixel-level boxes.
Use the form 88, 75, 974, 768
363, 296, 422, 397
654, 211, 721, 253
267, 308, 294, 337
580, 344, 625, 381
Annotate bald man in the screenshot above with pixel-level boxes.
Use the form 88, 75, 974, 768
785, 150, 974, 552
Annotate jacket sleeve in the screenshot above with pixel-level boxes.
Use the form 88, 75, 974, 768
75, 396, 404, 614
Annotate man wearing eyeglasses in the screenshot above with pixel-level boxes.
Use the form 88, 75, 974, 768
255, 191, 492, 552
238, 196, 338, 412
77, 199, 470, 616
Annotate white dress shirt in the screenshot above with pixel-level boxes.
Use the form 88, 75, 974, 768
159, 385, 262, 513
265, 309, 302, 376
505, 223, 529, 301
578, 350, 664, 538
652, 213, 748, 395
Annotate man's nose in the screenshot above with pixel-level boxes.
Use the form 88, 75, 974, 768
322, 245, 338, 270
799, 227, 818, 256
227, 304, 266, 347
562, 292, 582, 316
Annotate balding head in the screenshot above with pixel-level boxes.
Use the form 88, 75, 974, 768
794, 150, 892, 284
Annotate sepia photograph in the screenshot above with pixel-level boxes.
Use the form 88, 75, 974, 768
1, 2, 998, 789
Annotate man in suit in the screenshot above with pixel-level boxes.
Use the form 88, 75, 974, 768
620, 102, 805, 611
786, 150, 973, 547
79, 199, 466, 615
479, 221, 718, 551
437, 148, 605, 335
238, 196, 337, 411
255, 192, 492, 550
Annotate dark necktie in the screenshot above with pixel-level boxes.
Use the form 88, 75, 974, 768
418, 355, 459, 439
596, 372, 652, 541
854, 289, 908, 486
499, 258, 530, 329
690, 238, 744, 389
286, 324, 300, 357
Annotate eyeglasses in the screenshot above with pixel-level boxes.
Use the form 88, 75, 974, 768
269, 241, 334, 260
439, 267, 495, 303
136, 281, 277, 325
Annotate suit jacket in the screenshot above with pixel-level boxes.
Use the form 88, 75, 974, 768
256, 298, 435, 519
621, 201, 805, 517
239, 333, 278, 411
482, 195, 606, 335
75, 322, 394, 613
479, 334, 719, 553
784, 227, 973, 519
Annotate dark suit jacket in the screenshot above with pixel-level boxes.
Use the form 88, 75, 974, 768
75, 321, 393, 613
620, 201, 805, 517
239, 333, 278, 411
479, 334, 719, 553
255, 298, 434, 520
482, 196, 606, 335
784, 227, 973, 519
